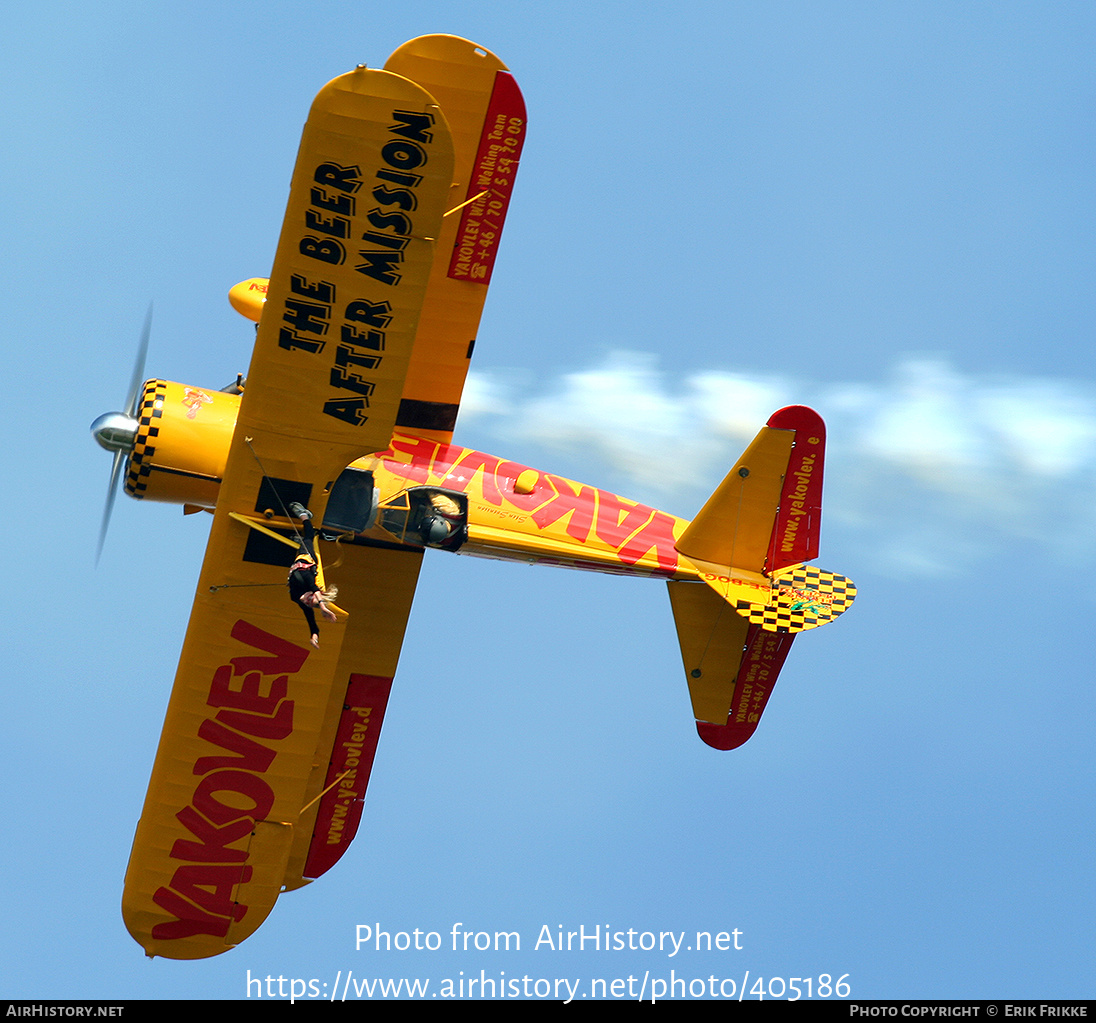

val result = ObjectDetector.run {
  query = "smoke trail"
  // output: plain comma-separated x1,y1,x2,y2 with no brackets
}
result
460,352,1096,576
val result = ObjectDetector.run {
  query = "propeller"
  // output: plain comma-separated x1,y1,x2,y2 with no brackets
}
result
91,304,153,563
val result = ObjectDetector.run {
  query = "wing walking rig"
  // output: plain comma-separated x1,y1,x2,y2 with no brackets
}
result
90,36,855,960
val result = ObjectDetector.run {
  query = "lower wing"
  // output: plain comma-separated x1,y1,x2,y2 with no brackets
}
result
122,527,423,960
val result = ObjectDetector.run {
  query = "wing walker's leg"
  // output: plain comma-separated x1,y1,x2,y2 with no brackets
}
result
288,501,316,558
289,502,342,623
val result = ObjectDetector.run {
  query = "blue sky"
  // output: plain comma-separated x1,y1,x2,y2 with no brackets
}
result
2,0,1093,1001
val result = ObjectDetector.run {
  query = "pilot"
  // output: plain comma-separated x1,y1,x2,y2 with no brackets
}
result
287,502,338,647
420,492,462,546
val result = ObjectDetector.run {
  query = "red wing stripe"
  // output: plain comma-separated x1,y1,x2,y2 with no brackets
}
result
304,674,394,878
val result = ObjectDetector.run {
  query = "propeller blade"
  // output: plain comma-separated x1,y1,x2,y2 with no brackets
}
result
124,303,153,415
94,304,153,563
96,449,128,564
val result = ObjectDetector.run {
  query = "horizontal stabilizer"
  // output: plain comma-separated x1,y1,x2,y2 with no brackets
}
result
668,580,751,726
695,626,796,751
668,581,795,749
737,563,856,633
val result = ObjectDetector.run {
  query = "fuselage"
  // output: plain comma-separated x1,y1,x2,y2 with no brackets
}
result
101,378,702,582
362,431,694,579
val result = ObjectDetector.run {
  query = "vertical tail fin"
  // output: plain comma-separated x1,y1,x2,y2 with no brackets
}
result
668,406,854,749
675,405,825,578
674,405,853,634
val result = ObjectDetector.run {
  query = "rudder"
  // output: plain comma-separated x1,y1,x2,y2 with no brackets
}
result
674,406,854,634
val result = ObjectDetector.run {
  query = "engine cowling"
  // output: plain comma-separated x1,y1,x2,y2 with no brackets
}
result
124,379,240,509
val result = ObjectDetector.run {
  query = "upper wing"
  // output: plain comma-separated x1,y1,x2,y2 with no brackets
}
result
384,34,527,443
121,67,452,960
225,38,526,445
238,66,454,470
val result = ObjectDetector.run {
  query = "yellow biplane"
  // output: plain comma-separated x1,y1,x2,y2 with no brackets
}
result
91,35,855,960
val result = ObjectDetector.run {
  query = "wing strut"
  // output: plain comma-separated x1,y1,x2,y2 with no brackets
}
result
226,511,300,550
444,189,488,218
